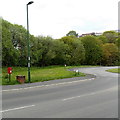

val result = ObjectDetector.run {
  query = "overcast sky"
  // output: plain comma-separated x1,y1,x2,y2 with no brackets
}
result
0,0,119,39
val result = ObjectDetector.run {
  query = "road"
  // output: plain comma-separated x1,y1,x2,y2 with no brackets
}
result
2,66,118,118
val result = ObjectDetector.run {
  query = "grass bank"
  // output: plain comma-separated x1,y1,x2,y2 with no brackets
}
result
2,66,89,85
106,68,120,73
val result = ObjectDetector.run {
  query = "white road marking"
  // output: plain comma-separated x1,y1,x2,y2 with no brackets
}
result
62,86,117,101
62,93,96,101
1,105,35,113
1,78,95,92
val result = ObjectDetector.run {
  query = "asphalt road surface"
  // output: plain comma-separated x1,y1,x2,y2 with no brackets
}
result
2,66,118,118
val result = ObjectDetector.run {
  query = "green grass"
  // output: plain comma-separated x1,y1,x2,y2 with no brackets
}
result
2,65,88,85
106,68,120,73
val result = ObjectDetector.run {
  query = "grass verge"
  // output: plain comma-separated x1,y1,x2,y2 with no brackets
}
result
2,66,88,85
106,68,120,73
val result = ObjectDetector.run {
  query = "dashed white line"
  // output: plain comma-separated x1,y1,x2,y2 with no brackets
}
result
62,93,96,101
1,78,95,92
62,86,117,101
1,105,35,113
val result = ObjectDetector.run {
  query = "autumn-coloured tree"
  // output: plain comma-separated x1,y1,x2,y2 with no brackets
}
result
101,43,119,65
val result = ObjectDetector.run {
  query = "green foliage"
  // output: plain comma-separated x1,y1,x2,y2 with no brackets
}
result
115,38,120,47
35,36,55,66
97,35,108,43
2,66,85,85
103,31,117,43
59,36,85,65
106,68,120,73
50,40,68,65
2,18,119,67
66,30,78,37
80,36,103,65
10,24,28,66
2,19,20,66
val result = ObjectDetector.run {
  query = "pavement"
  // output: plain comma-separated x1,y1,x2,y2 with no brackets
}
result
1,66,119,118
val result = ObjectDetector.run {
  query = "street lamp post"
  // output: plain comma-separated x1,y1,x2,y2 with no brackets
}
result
27,1,34,83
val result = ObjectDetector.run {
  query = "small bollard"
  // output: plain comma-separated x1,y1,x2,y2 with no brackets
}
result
75,70,79,76
76,70,79,73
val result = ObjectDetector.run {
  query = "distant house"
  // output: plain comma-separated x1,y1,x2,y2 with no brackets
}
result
94,32,103,36
79,30,119,38
79,32,102,37
114,30,120,32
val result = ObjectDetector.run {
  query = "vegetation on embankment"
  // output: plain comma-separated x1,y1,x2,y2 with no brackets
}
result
2,66,89,85
106,68,120,73
2,18,120,67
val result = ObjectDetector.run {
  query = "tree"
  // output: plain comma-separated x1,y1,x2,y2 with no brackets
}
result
2,19,30,66
115,38,120,47
10,24,28,66
60,36,85,65
97,35,108,43
101,43,119,65
0,18,2,65
50,40,68,65
80,36,103,65
2,19,20,66
103,31,117,43
35,36,55,66
66,30,78,37
2,18,119,67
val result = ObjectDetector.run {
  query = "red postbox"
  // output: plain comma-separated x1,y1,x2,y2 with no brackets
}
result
8,67,12,74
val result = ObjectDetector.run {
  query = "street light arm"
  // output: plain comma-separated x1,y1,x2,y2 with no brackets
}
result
27,1,34,5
